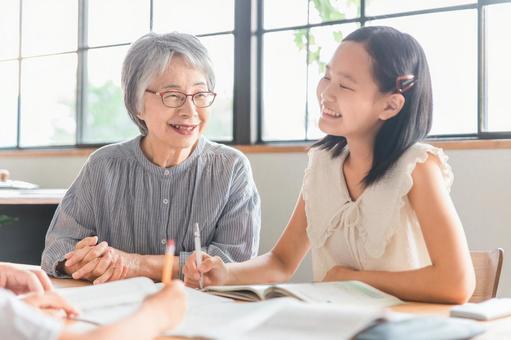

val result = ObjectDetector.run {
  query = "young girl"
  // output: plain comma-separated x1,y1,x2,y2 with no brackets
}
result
183,26,475,304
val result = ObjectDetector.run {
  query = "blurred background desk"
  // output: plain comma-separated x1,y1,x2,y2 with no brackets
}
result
0,189,66,264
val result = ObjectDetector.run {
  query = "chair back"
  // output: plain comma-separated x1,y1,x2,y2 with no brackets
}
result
470,248,504,303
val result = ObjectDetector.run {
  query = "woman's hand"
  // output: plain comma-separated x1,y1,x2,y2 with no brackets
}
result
141,280,187,333
183,252,229,288
0,264,53,294
22,291,79,318
64,236,131,284
322,265,358,282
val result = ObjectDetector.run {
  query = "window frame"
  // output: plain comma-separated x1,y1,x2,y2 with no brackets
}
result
1,0,511,151
255,0,511,143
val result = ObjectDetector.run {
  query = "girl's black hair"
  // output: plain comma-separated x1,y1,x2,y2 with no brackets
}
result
313,26,433,187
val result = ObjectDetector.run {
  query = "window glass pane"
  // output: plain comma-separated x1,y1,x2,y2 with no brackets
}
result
307,23,359,140
486,3,511,132
153,0,234,35
368,10,477,135
20,54,77,146
0,61,19,147
308,0,360,24
264,0,308,29
263,30,307,141
0,0,19,60
84,46,138,144
22,0,77,56
199,35,234,141
88,0,149,47
366,0,476,16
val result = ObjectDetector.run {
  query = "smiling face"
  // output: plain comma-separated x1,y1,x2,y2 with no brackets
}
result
138,54,210,150
317,41,390,139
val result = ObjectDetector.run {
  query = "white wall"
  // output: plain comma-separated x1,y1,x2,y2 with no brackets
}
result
1,148,510,296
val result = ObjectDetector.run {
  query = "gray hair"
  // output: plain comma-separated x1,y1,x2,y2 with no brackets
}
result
121,32,215,135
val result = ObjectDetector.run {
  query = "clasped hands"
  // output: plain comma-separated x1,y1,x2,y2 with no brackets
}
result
62,236,136,284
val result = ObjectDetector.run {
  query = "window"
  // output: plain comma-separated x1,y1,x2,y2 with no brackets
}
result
1,0,234,149
258,0,511,142
1,0,510,149
486,2,511,132
369,10,477,136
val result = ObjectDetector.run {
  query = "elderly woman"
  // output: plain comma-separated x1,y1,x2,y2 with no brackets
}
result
41,32,261,284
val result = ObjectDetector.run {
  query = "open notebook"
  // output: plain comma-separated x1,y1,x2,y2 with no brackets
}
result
56,277,388,339
202,280,402,308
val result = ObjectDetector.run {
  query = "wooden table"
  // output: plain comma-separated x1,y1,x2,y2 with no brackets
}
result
0,189,66,264
10,264,511,339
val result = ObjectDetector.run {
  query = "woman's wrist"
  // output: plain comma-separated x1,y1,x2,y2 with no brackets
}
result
130,254,180,281
126,253,143,278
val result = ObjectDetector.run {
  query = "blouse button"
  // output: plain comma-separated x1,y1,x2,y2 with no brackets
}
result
161,238,167,245
164,170,170,176
163,198,169,204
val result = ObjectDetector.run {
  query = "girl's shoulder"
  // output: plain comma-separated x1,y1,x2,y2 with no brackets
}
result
393,142,454,192
360,143,453,258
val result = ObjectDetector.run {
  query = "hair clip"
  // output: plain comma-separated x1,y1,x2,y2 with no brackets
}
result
395,75,416,93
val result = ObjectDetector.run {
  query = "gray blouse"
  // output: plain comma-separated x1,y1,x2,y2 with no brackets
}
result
41,136,261,279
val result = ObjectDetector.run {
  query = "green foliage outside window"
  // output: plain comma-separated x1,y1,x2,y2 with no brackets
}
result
294,0,357,73
84,81,139,143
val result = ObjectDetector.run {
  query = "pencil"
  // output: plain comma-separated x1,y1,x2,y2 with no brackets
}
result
162,240,175,285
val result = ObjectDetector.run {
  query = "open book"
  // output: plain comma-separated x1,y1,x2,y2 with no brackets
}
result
202,280,402,308
55,277,388,339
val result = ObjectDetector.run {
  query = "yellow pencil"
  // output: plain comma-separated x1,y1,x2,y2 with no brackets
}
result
162,240,175,285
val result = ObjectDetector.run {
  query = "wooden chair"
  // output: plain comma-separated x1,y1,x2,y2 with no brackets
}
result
470,248,504,303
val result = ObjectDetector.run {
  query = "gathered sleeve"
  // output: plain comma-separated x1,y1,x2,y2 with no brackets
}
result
41,159,98,278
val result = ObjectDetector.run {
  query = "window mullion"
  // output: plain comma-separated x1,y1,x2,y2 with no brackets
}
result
478,2,487,135
16,0,23,148
233,0,254,144
76,0,88,145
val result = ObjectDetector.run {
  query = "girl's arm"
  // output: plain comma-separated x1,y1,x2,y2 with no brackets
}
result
184,195,311,286
324,155,476,304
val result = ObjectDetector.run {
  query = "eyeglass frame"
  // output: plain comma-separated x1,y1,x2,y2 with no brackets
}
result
145,89,217,108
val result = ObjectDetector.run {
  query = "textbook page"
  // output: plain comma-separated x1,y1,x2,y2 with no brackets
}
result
204,280,401,307
203,284,273,301
167,297,383,340
56,277,157,311
57,277,232,326
272,281,402,307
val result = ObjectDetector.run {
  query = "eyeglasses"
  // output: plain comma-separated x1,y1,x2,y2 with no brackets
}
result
145,89,216,108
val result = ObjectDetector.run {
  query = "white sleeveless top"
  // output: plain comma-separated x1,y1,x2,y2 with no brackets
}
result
302,143,453,281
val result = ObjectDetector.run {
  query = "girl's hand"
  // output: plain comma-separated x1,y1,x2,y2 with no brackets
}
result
183,252,229,288
322,265,358,282
22,291,79,318
141,280,187,333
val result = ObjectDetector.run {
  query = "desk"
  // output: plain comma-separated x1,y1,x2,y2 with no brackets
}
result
11,264,511,339
0,189,66,264
0,189,66,205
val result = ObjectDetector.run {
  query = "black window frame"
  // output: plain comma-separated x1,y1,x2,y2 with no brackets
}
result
1,0,511,151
